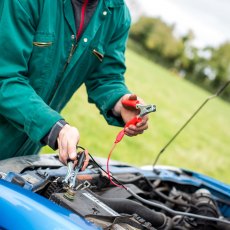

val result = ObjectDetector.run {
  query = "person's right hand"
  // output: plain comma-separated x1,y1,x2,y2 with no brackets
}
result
57,124,80,164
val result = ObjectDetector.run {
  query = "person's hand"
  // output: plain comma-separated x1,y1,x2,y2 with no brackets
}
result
113,94,149,136
77,149,90,171
57,124,89,170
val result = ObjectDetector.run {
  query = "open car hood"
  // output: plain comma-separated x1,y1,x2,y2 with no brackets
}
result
0,154,230,230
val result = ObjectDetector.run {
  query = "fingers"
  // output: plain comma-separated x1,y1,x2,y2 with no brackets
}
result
58,124,80,164
57,136,68,164
136,115,149,128
128,94,137,101
81,149,90,171
124,115,149,136
57,124,89,171
120,94,149,137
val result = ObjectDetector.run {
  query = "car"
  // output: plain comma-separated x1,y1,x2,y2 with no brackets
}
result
0,151,230,230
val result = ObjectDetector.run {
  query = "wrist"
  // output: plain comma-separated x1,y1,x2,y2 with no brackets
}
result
41,120,68,150
112,94,131,117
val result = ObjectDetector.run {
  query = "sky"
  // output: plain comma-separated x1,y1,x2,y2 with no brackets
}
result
127,0,230,48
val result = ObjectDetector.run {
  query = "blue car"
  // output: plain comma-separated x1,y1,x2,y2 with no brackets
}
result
0,153,230,230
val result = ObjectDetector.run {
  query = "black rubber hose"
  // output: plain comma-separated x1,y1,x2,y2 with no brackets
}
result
127,187,230,226
153,189,193,208
95,195,172,229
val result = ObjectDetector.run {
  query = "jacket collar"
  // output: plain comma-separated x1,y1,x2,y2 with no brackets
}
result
63,0,76,34
75,0,97,4
63,0,124,7
104,0,124,8
63,0,124,34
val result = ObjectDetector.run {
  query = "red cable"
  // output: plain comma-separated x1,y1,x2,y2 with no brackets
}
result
77,0,89,40
106,129,126,189
106,143,124,188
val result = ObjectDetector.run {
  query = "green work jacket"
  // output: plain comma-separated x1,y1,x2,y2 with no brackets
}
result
0,0,131,159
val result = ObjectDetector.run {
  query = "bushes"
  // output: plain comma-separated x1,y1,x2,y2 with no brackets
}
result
129,16,230,101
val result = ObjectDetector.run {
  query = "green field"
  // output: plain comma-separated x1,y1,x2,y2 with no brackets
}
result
42,49,230,184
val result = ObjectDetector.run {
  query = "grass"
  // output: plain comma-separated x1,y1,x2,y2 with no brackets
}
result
42,49,230,184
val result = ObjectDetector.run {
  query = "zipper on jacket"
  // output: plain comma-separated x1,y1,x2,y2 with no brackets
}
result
63,0,89,71
49,0,89,103
48,40,77,104
63,43,77,72
76,0,89,40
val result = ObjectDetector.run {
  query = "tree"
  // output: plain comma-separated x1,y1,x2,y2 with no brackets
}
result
207,42,230,100
129,16,230,101
129,16,185,66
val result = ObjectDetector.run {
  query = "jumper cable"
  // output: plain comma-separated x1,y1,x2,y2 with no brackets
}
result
106,99,156,188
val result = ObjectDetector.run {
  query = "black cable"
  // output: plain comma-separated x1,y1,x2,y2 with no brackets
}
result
152,80,230,168
141,175,195,209
153,189,193,208
76,145,85,151
88,153,230,226
127,187,230,226
88,153,127,189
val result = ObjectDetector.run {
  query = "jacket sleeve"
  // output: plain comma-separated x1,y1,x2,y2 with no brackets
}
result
85,7,131,127
0,0,63,142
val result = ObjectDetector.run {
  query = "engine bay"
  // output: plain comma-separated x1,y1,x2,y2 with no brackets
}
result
0,153,230,230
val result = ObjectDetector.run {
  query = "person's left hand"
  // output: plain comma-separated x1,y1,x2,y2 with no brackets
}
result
113,94,149,136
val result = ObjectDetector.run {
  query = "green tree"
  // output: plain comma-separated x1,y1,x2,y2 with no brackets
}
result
129,16,185,66
209,43,230,85
208,42,230,100
129,16,230,101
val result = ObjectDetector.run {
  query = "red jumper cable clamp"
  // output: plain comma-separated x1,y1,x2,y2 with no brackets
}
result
115,100,156,143
106,99,156,188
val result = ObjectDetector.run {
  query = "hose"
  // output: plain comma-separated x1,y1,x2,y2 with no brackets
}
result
94,194,172,229
88,153,230,227
127,187,230,226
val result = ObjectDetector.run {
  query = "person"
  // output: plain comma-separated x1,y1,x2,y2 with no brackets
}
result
0,0,148,165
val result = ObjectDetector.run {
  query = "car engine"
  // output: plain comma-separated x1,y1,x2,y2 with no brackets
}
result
0,153,230,230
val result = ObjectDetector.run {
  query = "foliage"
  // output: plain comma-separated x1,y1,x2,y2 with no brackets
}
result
129,16,230,102
208,43,230,98
129,17,185,66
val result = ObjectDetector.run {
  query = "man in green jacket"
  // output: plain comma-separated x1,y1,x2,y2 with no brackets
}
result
0,0,148,164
